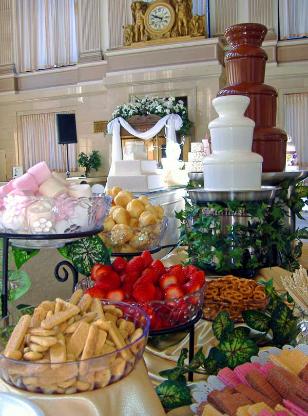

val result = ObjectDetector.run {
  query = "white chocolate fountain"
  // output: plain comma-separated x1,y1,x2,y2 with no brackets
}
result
204,95,263,191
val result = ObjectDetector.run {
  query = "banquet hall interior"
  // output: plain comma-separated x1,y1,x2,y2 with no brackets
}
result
0,1,308,415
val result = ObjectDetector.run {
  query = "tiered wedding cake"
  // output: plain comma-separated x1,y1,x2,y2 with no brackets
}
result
186,142,207,172
204,95,263,191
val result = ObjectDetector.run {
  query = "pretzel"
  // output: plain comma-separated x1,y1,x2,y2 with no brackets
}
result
203,275,267,322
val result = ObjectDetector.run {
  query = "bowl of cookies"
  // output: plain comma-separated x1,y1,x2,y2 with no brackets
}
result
100,187,167,254
203,275,268,322
0,293,150,394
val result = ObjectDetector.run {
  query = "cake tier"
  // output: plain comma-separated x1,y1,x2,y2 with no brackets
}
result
112,160,158,176
188,151,206,162
107,174,165,193
186,161,204,172
191,142,204,152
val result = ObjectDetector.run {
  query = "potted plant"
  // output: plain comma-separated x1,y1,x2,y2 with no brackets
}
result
77,150,102,177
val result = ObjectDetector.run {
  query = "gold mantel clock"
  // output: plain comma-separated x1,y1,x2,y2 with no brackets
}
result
123,0,206,47
145,2,175,36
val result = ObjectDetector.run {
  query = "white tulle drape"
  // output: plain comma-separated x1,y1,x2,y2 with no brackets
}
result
283,93,308,168
15,0,78,73
279,0,308,39
18,113,77,172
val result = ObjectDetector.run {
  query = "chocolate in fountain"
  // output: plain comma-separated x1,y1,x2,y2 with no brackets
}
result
218,23,287,172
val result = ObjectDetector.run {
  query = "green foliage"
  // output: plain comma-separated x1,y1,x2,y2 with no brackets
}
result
12,247,39,270
157,288,299,410
156,380,192,410
212,310,234,340
176,177,307,274
77,150,102,176
58,236,111,276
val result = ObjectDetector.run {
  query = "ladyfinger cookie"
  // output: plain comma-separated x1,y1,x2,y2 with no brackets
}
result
90,298,105,319
67,321,90,359
4,314,31,357
77,294,92,312
41,305,80,329
29,336,58,348
31,307,47,328
94,329,107,356
50,341,67,366
79,325,98,375
69,289,83,305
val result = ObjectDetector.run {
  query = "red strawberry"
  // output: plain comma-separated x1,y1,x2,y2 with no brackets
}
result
122,272,139,286
126,256,145,275
133,283,156,302
183,265,199,278
95,270,121,291
190,270,205,287
85,286,105,298
164,284,184,300
155,287,164,300
150,259,166,276
106,289,124,302
183,280,202,294
122,283,134,299
134,269,158,287
91,265,113,282
159,273,179,290
168,265,185,284
112,257,127,273
141,250,153,268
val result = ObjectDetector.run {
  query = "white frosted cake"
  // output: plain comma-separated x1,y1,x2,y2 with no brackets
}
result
107,160,165,192
204,95,263,191
186,142,206,172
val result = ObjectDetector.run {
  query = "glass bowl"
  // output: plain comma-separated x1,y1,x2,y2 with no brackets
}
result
99,217,168,254
0,301,150,394
78,278,205,331
0,195,111,248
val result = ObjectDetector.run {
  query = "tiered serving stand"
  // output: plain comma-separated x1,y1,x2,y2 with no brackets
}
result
0,228,102,319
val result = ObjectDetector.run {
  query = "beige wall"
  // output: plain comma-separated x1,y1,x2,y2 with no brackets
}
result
0,37,308,181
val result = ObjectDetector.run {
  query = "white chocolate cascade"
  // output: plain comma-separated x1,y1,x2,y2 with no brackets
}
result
204,95,263,191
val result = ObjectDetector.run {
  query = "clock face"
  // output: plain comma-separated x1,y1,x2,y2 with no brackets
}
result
145,3,175,35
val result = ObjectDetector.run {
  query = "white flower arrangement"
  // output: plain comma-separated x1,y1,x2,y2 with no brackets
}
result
110,95,191,134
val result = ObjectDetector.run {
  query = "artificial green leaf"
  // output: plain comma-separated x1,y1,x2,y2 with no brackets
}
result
242,310,271,333
271,302,292,330
156,380,192,410
233,326,251,339
57,244,71,260
219,333,259,369
159,368,186,383
16,304,35,315
58,236,111,276
12,247,39,270
177,348,188,368
203,357,220,375
188,347,205,371
7,271,31,301
212,311,234,340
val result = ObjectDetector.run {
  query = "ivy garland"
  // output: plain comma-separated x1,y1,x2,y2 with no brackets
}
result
176,180,308,275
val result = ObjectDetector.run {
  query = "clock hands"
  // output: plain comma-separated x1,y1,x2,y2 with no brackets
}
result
152,14,163,21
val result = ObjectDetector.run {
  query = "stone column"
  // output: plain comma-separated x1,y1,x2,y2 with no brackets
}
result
77,0,103,63
0,0,15,75
210,0,238,36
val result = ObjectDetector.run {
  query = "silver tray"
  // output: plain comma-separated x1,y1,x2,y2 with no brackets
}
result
187,186,277,202
262,170,308,186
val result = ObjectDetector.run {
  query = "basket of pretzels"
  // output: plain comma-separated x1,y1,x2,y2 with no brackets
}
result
203,275,268,322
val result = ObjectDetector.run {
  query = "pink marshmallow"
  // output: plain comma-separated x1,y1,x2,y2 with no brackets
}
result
283,400,308,416
259,362,275,376
27,161,51,185
234,363,256,385
257,411,274,416
1,180,14,195
217,367,241,387
13,172,38,192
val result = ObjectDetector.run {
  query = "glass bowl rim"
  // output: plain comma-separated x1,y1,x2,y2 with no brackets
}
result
0,300,150,366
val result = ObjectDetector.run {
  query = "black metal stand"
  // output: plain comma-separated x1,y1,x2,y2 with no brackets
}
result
149,310,203,382
0,228,102,318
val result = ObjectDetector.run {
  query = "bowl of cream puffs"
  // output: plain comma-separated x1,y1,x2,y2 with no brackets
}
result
0,292,150,394
100,187,167,254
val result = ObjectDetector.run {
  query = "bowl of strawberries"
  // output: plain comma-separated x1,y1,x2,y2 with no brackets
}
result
78,251,206,331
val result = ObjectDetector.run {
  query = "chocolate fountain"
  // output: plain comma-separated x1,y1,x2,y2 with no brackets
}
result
217,23,287,172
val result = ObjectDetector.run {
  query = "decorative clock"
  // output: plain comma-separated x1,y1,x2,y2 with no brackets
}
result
144,2,175,36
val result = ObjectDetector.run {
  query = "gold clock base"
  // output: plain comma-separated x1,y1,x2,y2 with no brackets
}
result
121,35,206,49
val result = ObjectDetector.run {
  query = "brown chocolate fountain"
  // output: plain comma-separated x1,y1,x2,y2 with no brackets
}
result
217,23,287,172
